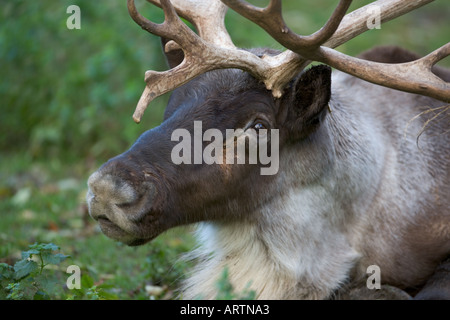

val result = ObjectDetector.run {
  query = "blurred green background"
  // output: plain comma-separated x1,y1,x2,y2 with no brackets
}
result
0,0,448,299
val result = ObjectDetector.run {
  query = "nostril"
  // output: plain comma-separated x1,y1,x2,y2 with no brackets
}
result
115,194,143,210
97,215,110,222
109,180,157,210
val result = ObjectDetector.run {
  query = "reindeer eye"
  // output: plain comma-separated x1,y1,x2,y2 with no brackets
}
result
253,122,266,131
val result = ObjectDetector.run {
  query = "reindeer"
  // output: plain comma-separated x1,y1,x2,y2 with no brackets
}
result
86,0,450,299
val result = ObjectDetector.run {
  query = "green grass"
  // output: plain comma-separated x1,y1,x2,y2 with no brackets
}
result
1,0,448,300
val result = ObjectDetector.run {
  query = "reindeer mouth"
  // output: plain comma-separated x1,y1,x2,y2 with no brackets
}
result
95,215,135,244
95,215,154,246
97,215,122,235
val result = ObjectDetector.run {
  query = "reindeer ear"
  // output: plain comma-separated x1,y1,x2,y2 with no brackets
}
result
161,38,184,69
284,65,332,140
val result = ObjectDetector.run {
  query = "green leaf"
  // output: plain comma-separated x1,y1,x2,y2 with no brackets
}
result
41,252,69,265
33,290,50,300
0,263,14,280
6,283,24,300
21,249,40,259
35,273,60,297
28,242,59,252
81,274,95,288
7,277,39,300
96,289,118,300
87,286,100,300
14,259,38,279
39,243,59,251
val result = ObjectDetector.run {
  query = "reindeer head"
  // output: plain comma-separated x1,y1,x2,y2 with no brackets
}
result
87,0,449,246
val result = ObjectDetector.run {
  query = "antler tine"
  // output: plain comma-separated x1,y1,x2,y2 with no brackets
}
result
318,43,450,101
308,0,353,48
424,42,450,68
222,0,353,52
323,0,434,49
147,0,235,49
127,0,201,49
127,0,203,123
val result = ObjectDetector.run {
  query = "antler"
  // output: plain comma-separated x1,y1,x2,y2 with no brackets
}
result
221,0,353,53
127,0,307,123
128,0,449,123
146,0,235,49
318,43,450,101
224,0,450,102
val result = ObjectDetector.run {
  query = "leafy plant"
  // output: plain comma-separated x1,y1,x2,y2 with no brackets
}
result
0,242,118,300
65,273,118,300
0,243,69,299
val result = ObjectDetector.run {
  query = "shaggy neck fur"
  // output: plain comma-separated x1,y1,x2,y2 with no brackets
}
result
182,202,359,299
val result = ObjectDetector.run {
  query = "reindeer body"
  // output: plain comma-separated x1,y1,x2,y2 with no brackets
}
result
181,60,450,299
87,45,450,299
